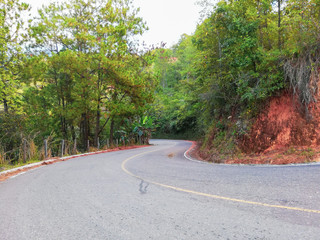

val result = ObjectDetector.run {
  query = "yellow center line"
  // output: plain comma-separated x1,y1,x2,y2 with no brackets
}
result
121,149,320,214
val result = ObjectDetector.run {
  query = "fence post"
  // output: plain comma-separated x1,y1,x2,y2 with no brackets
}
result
23,139,27,163
87,140,90,152
61,140,65,157
44,139,48,159
97,137,100,150
116,139,118,147
107,139,109,149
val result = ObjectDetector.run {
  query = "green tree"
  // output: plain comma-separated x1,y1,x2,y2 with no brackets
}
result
0,0,30,113
151,34,202,137
27,0,153,149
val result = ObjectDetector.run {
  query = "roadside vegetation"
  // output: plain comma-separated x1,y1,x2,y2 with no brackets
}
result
152,0,320,163
0,0,158,170
1,0,320,169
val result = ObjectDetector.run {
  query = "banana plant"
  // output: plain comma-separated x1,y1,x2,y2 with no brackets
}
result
133,116,156,144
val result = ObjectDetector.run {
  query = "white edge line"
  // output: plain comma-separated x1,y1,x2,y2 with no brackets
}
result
183,141,320,168
1,146,152,177
183,146,206,164
0,151,105,176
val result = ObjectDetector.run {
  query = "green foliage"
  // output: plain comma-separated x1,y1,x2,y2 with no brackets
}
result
0,0,157,167
1,0,320,166
132,116,156,144
151,0,320,154
24,0,155,150
0,0,30,114
151,35,202,138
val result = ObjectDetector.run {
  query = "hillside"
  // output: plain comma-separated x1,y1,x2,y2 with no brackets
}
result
151,0,320,164
195,91,320,164
1,0,320,167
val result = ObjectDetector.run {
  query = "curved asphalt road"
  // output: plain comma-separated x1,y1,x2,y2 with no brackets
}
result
0,139,319,239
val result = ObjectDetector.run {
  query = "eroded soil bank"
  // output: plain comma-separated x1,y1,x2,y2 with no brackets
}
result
194,92,320,165
192,143,320,165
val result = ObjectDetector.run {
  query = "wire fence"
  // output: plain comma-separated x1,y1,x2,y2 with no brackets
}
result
0,135,147,169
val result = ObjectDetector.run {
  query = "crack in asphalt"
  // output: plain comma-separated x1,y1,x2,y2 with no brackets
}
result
122,146,320,214
139,180,149,194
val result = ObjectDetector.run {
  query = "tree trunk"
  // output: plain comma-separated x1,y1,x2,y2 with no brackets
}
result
3,97,8,113
61,97,67,139
71,125,76,142
278,0,281,50
80,113,90,151
60,116,67,140
257,0,264,47
94,71,101,148
94,108,101,147
266,18,272,50
109,118,114,146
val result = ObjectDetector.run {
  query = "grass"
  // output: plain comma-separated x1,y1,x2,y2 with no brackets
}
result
0,159,43,172
299,148,315,161
0,143,148,173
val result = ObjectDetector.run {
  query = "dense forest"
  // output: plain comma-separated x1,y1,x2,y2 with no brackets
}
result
1,0,320,167
152,0,320,162
0,0,157,166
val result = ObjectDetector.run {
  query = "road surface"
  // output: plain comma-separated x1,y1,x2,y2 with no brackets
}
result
0,139,319,239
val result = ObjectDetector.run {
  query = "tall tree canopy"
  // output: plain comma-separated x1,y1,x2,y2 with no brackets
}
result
23,0,154,150
152,0,320,151
1,0,320,166
0,0,157,166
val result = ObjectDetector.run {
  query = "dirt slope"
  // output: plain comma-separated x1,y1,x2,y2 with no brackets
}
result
240,92,320,153
196,91,320,164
